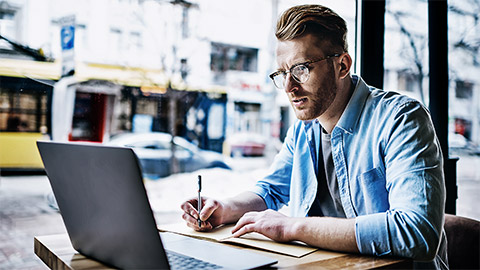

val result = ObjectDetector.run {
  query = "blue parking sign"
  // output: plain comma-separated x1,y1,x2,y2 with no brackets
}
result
61,25,75,51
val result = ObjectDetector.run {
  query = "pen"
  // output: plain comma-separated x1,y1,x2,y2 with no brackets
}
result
197,175,202,228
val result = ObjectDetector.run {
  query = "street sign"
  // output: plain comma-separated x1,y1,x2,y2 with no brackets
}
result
61,25,75,50
59,15,75,77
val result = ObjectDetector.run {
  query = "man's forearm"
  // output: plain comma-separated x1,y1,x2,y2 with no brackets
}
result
223,191,267,224
289,217,359,253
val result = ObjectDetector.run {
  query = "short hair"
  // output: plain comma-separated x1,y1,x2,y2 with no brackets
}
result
275,4,348,54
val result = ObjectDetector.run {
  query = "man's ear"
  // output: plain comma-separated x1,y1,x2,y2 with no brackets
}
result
338,53,352,79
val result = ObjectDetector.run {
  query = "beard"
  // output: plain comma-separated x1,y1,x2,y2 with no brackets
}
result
290,63,337,121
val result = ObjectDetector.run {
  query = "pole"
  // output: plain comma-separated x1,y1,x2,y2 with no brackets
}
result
360,0,385,89
428,0,457,214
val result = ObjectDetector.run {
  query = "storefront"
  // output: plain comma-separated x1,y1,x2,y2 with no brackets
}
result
51,77,120,143
1,58,227,170
120,84,228,153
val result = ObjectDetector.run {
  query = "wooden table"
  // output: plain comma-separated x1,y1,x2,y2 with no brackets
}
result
34,234,411,269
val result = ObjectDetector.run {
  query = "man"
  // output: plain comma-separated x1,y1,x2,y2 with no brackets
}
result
181,4,447,268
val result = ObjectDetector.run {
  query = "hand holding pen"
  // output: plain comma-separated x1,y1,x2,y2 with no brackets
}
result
197,175,202,228
180,175,226,231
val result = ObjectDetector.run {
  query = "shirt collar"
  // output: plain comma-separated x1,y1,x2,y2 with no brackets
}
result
334,75,371,134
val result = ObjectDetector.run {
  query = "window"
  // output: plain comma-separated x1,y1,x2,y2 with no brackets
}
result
233,102,261,133
181,6,189,39
455,80,473,99
75,24,87,51
210,42,258,72
109,28,122,60
397,70,420,93
0,10,14,20
0,5,16,39
129,31,142,50
0,78,52,133
454,117,472,139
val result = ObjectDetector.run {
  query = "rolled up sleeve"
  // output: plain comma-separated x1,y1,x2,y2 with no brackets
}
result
355,101,445,260
250,125,295,210
356,207,442,259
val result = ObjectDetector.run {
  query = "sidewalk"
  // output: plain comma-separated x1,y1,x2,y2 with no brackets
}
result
1,155,479,269
0,175,66,269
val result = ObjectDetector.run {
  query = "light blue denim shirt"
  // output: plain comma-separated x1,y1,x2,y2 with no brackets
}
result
251,75,447,268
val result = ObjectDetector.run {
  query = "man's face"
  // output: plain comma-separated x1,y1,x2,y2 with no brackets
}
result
276,34,338,121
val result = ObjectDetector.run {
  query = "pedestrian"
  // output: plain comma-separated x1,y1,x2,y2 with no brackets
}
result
181,4,447,269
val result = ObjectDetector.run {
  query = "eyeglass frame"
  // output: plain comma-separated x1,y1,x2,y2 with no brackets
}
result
269,53,341,89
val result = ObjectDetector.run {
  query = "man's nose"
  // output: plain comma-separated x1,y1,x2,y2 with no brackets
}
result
284,73,299,93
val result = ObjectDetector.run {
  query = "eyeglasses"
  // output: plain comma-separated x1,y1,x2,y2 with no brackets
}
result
269,53,341,89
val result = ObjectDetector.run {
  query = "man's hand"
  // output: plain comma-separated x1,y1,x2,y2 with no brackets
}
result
231,209,360,253
180,197,226,231
180,192,268,232
231,209,298,242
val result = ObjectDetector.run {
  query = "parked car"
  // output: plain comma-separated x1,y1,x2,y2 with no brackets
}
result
107,132,230,178
227,132,267,157
449,133,469,149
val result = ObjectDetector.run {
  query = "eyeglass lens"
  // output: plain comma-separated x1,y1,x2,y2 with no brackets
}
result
273,64,310,89
293,65,309,83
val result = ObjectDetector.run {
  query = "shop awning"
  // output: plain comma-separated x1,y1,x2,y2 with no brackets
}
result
75,62,169,89
0,58,225,94
0,58,60,81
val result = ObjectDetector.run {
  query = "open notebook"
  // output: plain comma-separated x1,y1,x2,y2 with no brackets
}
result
158,223,330,258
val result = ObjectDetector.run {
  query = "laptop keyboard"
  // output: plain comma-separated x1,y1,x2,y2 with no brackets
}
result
166,250,222,269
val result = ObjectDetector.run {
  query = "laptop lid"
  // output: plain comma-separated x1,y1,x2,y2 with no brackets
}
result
38,141,169,269
37,141,277,269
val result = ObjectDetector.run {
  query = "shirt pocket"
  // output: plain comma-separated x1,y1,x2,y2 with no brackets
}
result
355,167,389,214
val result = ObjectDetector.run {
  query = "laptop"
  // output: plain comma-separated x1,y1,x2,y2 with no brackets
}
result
37,141,277,269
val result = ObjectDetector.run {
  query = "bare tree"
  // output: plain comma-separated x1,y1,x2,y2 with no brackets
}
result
448,0,480,70
386,0,480,105
386,8,427,104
